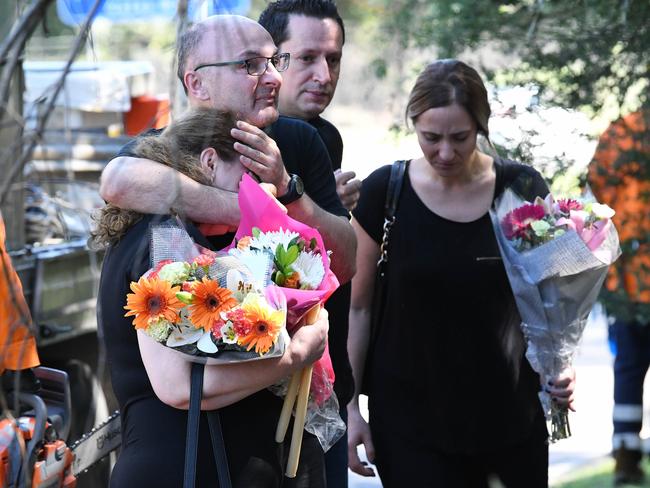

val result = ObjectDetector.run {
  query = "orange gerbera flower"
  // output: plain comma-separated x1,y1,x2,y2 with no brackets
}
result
189,277,238,331
238,294,285,354
124,277,183,330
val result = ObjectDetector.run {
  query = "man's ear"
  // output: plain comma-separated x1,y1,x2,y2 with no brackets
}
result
185,71,209,100
199,147,218,175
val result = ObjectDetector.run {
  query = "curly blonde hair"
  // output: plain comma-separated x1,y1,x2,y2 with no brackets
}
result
91,108,238,248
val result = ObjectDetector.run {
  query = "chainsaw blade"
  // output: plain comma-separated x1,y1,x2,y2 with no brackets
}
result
70,411,121,476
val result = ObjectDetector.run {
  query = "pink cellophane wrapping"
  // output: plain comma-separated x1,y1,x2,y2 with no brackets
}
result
229,174,344,450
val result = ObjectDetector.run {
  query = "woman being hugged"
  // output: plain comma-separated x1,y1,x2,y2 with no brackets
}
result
94,108,328,488
346,59,575,487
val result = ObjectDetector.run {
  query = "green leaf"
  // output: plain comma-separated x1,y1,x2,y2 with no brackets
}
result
176,291,194,304
252,227,261,238
275,270,286,286
275,244,287,265
285,245,299,265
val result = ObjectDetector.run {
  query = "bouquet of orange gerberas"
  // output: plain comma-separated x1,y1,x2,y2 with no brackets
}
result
123,219,289,364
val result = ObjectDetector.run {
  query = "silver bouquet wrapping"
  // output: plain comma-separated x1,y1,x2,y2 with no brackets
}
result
490,189,621,441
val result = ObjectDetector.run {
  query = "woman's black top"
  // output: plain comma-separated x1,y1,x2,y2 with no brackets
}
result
352,157,550,454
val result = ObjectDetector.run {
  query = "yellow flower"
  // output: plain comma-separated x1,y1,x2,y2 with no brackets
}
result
238,293,285,354
124,277,183,330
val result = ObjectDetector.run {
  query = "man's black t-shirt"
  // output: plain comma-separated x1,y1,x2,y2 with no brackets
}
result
116,115,355,406
308,116,343,171
304,116,353,408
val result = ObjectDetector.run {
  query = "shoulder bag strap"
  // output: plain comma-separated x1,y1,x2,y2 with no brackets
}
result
184,363,232,488
207,411,232,488
377,160,407,269
184,362,204,488
363,160,407,395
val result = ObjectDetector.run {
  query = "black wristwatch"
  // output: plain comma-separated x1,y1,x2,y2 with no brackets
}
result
277,174,304,205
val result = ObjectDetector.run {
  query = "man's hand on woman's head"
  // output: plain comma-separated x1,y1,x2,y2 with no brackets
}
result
232,121,291,195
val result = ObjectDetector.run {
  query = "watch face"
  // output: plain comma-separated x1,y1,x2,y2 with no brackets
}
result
294,175,304,195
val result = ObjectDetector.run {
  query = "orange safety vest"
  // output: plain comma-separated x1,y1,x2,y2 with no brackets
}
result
0,214,39,374
588,109,650,304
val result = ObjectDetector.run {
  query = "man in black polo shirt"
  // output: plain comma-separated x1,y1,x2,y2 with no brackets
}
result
99,14,357,486
259,3,359,487
100,15,356,285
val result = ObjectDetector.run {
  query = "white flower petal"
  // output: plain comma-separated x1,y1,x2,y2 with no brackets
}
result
166,325,204,347
249,229,300,251
591,202,615,219
197,331,218,353
292,251,325,289
226,269,245,292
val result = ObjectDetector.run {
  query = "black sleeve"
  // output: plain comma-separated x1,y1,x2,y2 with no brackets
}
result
114,128,164,158
272,117,348,218
311,117,343,171
351,164,392,244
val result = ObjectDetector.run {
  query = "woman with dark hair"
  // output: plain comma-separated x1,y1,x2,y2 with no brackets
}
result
346,60,575,487
95,107,329,488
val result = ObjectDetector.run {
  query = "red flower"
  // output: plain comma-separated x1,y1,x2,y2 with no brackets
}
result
211,319,225,339
193,252,215,268
557,198,583,214
502,204,546,239
228,308,253,336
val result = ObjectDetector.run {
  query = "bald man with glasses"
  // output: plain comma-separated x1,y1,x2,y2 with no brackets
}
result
99,15,356,488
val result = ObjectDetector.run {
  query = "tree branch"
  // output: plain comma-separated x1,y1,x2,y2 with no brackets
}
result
0,0,104,205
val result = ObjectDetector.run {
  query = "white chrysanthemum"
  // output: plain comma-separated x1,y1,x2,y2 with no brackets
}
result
145,319,173,343
249,229,300,251
292,251,325,290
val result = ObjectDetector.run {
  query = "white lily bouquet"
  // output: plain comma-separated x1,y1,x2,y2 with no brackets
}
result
123,219,288,363
490,190,621,441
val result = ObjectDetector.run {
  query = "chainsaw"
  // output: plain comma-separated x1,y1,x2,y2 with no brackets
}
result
0,367,121,488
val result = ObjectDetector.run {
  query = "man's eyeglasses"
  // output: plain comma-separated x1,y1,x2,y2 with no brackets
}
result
194,53,290,76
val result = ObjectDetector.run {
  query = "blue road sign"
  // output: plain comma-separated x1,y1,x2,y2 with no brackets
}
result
56,0,250,26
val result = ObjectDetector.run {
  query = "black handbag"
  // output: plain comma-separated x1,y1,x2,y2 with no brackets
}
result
360,160,407,396
184,362,232,488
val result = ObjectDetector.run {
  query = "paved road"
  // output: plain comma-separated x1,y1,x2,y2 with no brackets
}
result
348,306,616,487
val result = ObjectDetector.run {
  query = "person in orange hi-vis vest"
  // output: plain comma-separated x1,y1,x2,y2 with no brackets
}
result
0,212,39,376
588,107,650,486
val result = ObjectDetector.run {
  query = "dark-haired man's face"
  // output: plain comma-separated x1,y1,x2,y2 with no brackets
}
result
277,14,343,120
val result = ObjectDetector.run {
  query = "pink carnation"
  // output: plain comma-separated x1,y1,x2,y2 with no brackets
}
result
210,319,224,339
228,308,253,336
557,199,583,214
193,253,215,268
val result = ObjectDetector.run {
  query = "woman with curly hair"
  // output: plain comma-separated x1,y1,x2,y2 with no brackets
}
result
96,107,329,488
